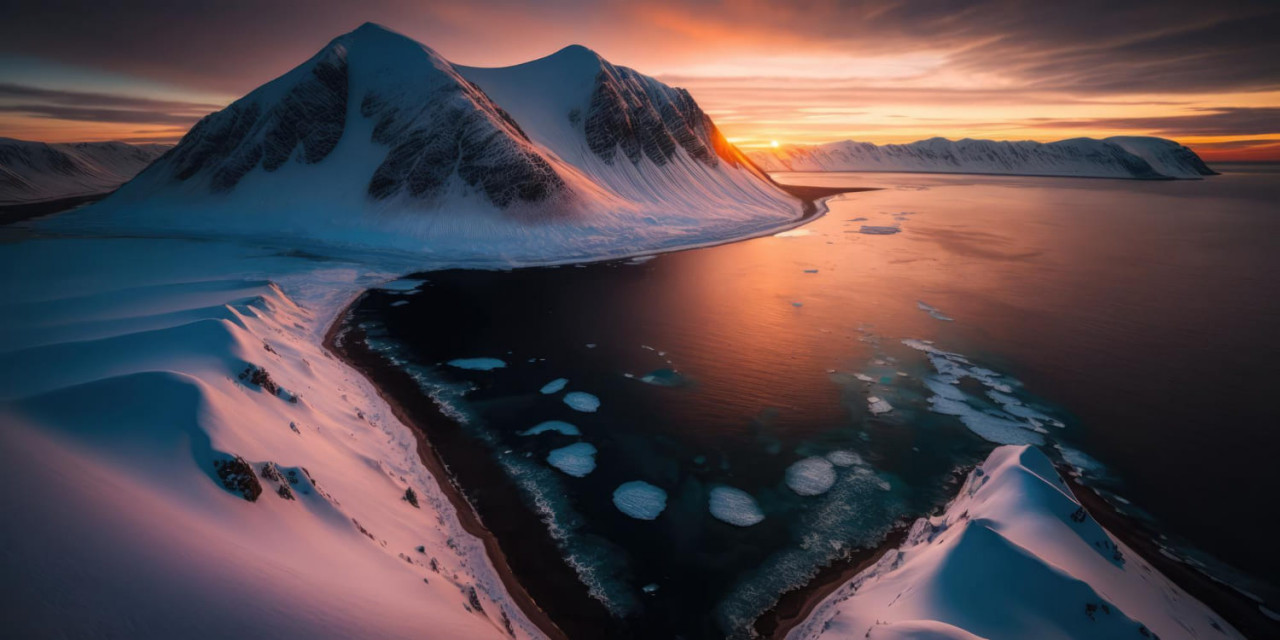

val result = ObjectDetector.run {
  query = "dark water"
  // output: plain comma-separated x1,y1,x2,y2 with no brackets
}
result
352,165,1280,637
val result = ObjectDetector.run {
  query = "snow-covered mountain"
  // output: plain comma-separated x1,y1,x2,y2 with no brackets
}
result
748,137,1216,180
89,23,798,261
791,445,1242,640
0,138,169,205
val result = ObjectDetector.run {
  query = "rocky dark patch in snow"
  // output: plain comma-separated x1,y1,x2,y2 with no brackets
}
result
213,455,263,501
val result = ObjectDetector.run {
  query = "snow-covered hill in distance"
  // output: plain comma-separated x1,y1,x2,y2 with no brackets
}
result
0,138,170,205
72,23,801,263
748,136,1217,180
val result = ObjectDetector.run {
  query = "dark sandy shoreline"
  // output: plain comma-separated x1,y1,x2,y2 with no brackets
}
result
325,304,576,640
1062,470,1277,639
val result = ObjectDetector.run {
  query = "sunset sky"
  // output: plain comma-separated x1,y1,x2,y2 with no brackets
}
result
2,0,1277,161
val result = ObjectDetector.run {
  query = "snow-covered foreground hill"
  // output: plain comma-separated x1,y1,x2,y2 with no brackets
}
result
0,137,169,205
0,235,549,638
69,23,800,260
748,137,1216,180
789,446,1241,640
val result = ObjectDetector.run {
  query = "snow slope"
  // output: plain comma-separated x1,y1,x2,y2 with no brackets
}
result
0,235,545,639
72,23,801,262
749,137,1216,180
0,137,169,205
788,446,1241,640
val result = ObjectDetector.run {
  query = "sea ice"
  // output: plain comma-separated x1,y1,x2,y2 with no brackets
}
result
825,450,864,467
540,378,568,394
859,225,900,235
709,486,766,526
916,301,953,321
547,442,598,477
612,481,668,520
446,357,507,371
786,457,838,496
389,300,409,307
563,391,600,412
867,396,893,415
517,420,580,437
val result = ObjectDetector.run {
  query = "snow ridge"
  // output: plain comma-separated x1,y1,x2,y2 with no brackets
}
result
789,445,1242,640
749,136,1216,180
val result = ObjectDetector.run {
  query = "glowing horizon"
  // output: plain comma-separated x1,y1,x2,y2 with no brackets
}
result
2,2,1276,161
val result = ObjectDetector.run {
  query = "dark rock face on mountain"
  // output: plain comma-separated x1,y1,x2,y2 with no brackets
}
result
148,23,568,208
163,46,350,193
362,82,565,207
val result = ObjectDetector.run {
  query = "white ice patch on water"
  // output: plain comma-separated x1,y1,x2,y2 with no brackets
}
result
446,357,507,371
928,396,1043,445
916,301,953,321
563,391,600,412
923,376,967,401
612,481,667,520
825,450,864,467
547,442,598,477
540,378,568,394
867,396,894,415
1056,444,1105,475
709,486,766,526
854,373,874,383
389,300,409,307
518,420,580,437
786,457,838,496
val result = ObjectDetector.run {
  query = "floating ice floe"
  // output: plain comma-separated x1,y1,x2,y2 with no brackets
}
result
642,583,660,595
709,486,766,526
547,443,598,477
867,396,894,415
854,373,875,383
563,391,600,412
446,357,507,371
389,300,409,308
786,457,838,496
859,225,900,235
540,378,569,394
916,301,953,321
825,450,864,467
517,420,580,437
638,368,685,387
612,481,668,520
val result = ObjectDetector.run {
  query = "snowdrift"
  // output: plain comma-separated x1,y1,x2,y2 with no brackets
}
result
749,137,1216,180
0,237,545,639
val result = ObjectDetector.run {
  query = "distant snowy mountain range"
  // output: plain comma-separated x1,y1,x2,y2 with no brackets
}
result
82,23,800,260
748,136,1216,180
0,138,169,205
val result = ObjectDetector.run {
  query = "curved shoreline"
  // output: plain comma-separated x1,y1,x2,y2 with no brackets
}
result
321,185,878,639
325,302,573,640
